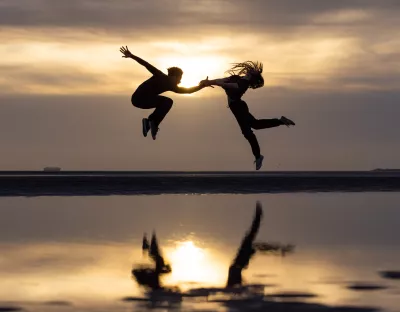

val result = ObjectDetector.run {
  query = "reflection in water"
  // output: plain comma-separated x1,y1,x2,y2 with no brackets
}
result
125,200,398,311
132,232,214,292
227,202,263,287
169,241,208,283
379,271,400,280
131,201,297,305
227,202,295,287
132,232,172,290
346,283,388,291
1,194,400,311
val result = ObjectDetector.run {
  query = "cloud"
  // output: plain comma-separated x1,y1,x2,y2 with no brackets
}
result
2,32,398,95
1,0,399,34
1,0,399,95
0,64,146,94
0,64,100,85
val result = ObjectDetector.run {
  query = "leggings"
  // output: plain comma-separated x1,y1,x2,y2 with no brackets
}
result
229,100,282,158
131,93,173,126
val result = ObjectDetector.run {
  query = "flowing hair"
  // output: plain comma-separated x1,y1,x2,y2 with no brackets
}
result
226,61,264,89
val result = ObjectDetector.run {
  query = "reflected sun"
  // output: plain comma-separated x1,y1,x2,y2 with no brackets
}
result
167,240,221,285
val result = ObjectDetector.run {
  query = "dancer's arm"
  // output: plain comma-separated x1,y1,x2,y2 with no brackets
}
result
173,85,204,94
201,77,239,89
173,76,213,94
120,46,164,76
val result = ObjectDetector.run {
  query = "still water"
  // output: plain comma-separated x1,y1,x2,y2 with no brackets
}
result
0,193,399,311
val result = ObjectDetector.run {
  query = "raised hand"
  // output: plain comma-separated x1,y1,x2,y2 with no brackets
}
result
200,76,214,88
120,45,133,58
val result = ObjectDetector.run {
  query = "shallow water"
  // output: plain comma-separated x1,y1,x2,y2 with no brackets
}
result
1,193,400,311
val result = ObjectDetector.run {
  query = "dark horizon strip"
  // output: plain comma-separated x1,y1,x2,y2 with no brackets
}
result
0,174,400,197
0,170,399,176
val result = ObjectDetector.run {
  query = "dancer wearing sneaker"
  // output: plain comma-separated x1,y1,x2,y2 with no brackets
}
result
200,61,295,170
120,46,207,140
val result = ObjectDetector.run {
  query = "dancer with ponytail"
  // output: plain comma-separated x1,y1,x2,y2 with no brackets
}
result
201,61,295,170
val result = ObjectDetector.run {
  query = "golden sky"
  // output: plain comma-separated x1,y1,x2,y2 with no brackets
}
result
1,0,399,95
0,0,399,170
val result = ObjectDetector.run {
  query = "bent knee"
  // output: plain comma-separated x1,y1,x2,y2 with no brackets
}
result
164,97,173,107
131,94,142,107
241,128,254,139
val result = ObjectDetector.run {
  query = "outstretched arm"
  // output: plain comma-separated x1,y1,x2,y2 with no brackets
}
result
201,77,239,89
173,85,205,94
120,46,164,76
172,76,214,94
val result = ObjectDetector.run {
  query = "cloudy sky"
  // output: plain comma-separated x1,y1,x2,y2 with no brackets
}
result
1,0,399,170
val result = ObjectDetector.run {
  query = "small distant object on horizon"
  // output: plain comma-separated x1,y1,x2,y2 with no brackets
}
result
43,167,61,172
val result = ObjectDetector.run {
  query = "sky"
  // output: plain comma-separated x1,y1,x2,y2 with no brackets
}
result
1,0,400,171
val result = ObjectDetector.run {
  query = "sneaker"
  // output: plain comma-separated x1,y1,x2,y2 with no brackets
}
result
142,118,150,137
254,155,264,171
280,116,295,127
149,120,159,140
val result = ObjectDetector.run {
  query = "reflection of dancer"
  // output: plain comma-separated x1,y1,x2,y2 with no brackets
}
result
132,206,294,292
132,232,171,290
149,232,171,274
142,233,149,254
120,46,207,140
201,62,295,170
227,202,263,287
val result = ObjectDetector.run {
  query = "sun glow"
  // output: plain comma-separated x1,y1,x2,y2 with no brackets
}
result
167,241,223,285
158,55,227,88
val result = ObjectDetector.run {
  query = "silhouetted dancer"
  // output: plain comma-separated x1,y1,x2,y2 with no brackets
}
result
200,62,295,170
226,202,263,287
120,46,208,140
132,232,171,290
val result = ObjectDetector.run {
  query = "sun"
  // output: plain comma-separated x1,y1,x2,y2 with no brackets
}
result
158,55,227,88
